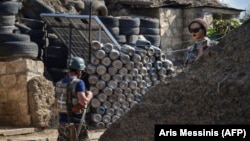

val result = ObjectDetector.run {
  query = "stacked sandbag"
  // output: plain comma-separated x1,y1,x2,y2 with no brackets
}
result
87,40,174,128
0,0,38,60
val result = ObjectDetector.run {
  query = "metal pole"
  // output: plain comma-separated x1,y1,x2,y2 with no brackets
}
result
68,23,73,69
89,0,92,63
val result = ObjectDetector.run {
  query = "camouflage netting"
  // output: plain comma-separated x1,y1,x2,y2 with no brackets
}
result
99,19,250,140
28,76,58,128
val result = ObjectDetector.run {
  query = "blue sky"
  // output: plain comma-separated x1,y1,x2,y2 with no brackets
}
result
219,0,250,10
218,0,250,17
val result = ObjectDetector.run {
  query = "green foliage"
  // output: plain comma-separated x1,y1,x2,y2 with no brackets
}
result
207,19,241,40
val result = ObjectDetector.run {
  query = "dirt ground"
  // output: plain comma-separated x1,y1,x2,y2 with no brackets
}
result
0,127,106,141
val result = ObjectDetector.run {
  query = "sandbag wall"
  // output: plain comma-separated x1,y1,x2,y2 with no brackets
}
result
87,40,174,128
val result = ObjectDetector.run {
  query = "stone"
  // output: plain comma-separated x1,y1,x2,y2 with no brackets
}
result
0,62,6,74
0,74,16,87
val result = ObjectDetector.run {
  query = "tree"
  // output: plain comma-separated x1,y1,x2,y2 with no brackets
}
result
207,19,241,41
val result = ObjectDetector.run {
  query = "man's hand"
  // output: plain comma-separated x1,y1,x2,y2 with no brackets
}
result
73,91,93,112
72,103,85,112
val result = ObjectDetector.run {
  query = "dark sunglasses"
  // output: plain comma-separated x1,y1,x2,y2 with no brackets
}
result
189,27,201,33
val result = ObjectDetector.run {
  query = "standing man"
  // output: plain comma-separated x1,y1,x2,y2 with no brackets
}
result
184,18,211,66
55,56,93,141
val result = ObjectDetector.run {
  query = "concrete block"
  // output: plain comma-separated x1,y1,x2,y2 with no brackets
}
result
0,128,35,136
0,89,7,102
0,62,6,74
16,74,27,86
0,74,16,87
3,101,29,115
12,114,31,126
26,59,44,75
8,86,27,101
6,58,27,74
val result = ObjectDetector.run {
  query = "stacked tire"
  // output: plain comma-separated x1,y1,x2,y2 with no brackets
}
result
99,16,161,47
45,33,68,82
15,18,48,60
0,0,38,61
139,18,161,47
118,17,140,45
99,16,120,42
19,0,68,82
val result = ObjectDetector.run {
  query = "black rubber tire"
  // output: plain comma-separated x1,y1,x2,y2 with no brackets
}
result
0,1,20,15
126,35,139,45
48,38,63,46
18,18,45,30
15,22,31,33
99,16,119,27
45,57,68,69
0,26,18,33
106,27,119,36
114,35,126,44
140,18,159,28
46,46,68,59
44,46,68,68
119,18,140,28
135,39,151,47
140,27,160,35
119,27,140,35
0,33,30,43
0,15,16,26
31,0,55,13
0,41,38,60
46,67,68,83
37,47,44,60
144,35,161,47
26,29,47,39
31,38,49,48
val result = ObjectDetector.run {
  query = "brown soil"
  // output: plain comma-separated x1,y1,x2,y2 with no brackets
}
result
1,1,249,140
99,20,250,140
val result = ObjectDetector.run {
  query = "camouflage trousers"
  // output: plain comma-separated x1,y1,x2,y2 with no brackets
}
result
57,123,89,141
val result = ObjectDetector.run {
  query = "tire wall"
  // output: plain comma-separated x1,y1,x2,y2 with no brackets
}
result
0,1,39,61
100,16,161,48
